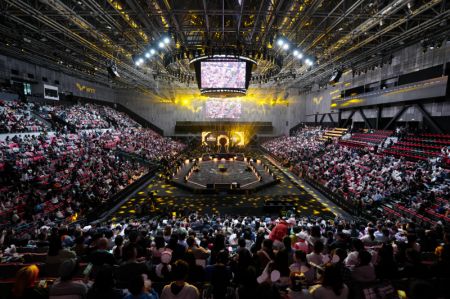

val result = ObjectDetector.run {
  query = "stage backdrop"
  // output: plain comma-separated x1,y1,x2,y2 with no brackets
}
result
116,86,292,136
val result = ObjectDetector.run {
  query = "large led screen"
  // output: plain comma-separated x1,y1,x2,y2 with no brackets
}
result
205,99,241,119
200,61,246,89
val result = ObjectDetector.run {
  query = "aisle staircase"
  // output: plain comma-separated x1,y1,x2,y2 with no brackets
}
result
320,128,347,141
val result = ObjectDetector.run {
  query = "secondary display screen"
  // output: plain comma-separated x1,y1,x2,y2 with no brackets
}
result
200,61,246,89
205,99,241,119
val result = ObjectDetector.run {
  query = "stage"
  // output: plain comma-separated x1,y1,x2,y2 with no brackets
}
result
171,154,278,193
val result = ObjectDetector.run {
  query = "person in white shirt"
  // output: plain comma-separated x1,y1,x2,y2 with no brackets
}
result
306,241,324,267
160,260,199,299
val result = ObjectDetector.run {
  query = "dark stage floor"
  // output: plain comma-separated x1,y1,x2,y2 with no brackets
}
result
191,160,257,185
112,155,335,220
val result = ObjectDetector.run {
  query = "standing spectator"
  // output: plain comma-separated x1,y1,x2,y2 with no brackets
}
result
269,218,289,245
257,239,275,269
306,241,324,267
124,274,159,299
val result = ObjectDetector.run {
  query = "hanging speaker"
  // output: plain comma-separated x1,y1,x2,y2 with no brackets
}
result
329,69,342,84
107,63,120,78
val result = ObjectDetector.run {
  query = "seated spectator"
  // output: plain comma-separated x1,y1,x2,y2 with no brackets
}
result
309,264,349,299
124,274,159,299
46,234,77,275
116,245,150,288
11,264,46,299
49,259,88,299
87,266,124,299
160,260,199,299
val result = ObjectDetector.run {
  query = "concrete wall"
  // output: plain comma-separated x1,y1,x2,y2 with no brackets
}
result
0,54,115,101
288,42,450,129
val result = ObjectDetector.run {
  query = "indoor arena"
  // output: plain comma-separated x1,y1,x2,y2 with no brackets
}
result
0,1,449,299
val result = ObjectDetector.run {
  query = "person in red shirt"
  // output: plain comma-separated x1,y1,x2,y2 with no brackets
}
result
269,219,289,244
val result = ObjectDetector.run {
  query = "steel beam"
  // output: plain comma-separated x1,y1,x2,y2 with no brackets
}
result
358,108,372,129
415,103,443,134
383,106,409,130
342,109,356,128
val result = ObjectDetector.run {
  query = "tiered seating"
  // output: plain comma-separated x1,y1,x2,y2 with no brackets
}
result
382,133,449,162
338,139,368,149
394,203,436,226
320,127,347,140
349,130,392,144
0,100,47,133
339,130,392,149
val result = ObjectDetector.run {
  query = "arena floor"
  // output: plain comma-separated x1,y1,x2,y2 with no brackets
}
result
112,155,336,220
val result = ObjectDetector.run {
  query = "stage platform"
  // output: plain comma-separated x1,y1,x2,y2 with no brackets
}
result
171,154,277,193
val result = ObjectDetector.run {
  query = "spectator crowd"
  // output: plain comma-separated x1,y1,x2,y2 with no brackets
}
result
1,213,449,299
0,100,46,133
262,127,450,220
1,100,185,235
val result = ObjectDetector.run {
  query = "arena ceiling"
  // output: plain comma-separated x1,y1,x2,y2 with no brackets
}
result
0,0,449,92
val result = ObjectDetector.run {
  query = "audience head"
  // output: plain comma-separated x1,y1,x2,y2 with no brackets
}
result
12,265,39,298
59,259,78,281
321,264,345,296
358,250,372,266
313,240,324,254
171,260,189,281
128,274,145,296
93,266,115,290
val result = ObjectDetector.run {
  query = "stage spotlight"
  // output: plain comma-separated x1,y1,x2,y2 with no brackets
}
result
276,38,284,46
293,50,299,56
305,58,313,66
296,52,303,59
163,37,170,44
158,42,165,48
282,43,289,50
135,58,144,66
145,52,151,58
150,48,156,55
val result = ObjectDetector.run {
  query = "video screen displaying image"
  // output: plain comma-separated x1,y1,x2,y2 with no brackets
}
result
205,99,241,119
201,61,246,89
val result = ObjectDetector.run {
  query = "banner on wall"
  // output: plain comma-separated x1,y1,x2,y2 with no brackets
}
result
43,84,59,101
